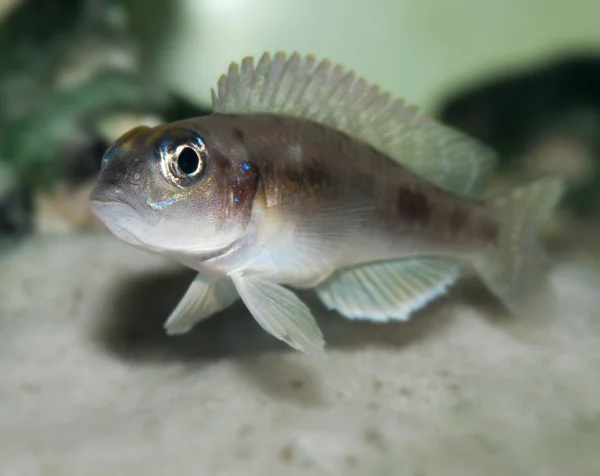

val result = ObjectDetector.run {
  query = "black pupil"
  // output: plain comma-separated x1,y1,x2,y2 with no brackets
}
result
177,147,200,175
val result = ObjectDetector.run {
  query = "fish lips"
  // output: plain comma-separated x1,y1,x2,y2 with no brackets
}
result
90,182,159,228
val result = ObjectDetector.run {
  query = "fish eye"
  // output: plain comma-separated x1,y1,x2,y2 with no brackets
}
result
177,147,201,176
158,130,208,188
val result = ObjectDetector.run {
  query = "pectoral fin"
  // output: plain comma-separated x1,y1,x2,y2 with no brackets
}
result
316,258,460,322
231,273,325,356
164,275,239,335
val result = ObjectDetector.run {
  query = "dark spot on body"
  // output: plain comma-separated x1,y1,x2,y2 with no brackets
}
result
396,187,432,226
449,207,469,234
372,379,383,392
232,127,246,144
479,220,499,243
302,164,332,189
290,380,304,390
261,162,332,206
345,455,359,468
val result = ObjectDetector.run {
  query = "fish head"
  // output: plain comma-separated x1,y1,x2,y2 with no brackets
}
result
90,121,259,257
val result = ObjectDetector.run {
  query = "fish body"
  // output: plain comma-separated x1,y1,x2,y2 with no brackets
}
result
90,52,564,355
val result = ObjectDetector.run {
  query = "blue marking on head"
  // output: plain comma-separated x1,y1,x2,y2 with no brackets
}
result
148,197,179,210
100,146,118,171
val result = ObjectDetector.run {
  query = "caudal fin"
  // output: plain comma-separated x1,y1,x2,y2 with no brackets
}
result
472,177,565,318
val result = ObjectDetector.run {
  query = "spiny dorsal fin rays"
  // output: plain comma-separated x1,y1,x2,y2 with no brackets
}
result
211,52,498,199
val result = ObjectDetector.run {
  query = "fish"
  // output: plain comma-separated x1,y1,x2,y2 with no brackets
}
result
90,52,565,356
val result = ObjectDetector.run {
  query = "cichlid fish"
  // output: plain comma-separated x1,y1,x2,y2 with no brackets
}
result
90,52,564,356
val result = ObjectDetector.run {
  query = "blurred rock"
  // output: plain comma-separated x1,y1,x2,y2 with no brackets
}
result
0,161,32,235
0,0,170,194
0,0,210,240
30,137,106,234
30,111,164,235
0,0,20,21
94,112,163,143
439,54,600,219
526,134,595,185
55,34,138,91
33,178,105,234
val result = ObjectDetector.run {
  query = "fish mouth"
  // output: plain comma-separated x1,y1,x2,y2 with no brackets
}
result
91,182,132,206
90,182,151,246
90,182,153,222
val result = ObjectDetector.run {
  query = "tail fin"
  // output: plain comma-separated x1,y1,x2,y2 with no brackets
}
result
472,177,565,318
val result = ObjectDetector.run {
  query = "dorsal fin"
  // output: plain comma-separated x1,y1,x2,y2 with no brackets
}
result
211,52,498,199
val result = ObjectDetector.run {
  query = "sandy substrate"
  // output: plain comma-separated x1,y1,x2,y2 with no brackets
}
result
0,234,599,476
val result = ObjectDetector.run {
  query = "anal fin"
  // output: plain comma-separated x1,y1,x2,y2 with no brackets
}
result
164,275,239,335
315,258,460,322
